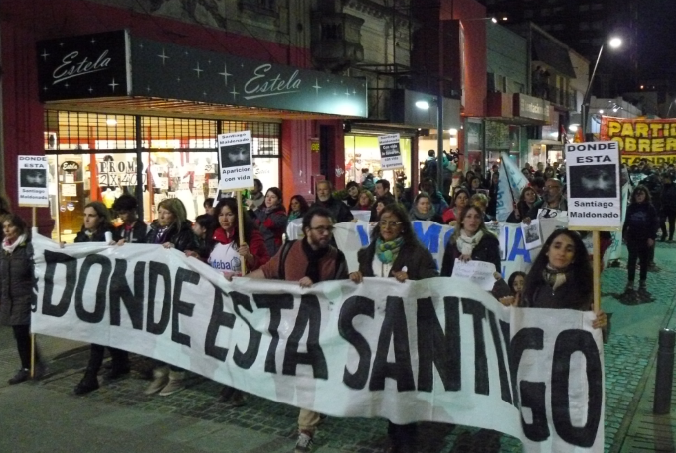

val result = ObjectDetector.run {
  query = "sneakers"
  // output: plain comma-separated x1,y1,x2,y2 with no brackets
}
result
8,368,30,385
159,370,185,397
73,369,99,395
144,367,169,395
294,431,314,453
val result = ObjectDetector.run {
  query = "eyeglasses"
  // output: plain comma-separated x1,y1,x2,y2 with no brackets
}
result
309,225,334,233
379,220,403,228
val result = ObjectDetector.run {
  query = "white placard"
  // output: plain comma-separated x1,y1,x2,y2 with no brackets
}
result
565,141,621,229
218,131,254,191
378,133,404,170
61,183,77,197
18,155,49,207
450,259,497,290
521,219,543,250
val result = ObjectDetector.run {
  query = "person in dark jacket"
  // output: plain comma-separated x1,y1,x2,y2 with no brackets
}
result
0,194,10,243
144,198,199,397
506,186,540,223
518,229,608,330
344,181,360,209
622,185,659,300
315,180,354,223
440,205,501,277
369,179,395,222
349,204,437,452
287,195,310,222
659,173,676,241
253,187,287,257
420,178,449,217
112,194,148,244
72,202,127,395
524,178,567,221
1,214,43,385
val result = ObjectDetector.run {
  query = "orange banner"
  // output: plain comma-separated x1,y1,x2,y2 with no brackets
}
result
600,116,676,165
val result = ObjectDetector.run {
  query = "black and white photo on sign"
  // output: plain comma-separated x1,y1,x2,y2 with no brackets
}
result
220,143,252,168
568,164,617,198
521,218,542,250
20,168,47,188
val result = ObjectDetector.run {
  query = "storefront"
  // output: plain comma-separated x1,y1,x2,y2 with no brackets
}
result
33,30,367,241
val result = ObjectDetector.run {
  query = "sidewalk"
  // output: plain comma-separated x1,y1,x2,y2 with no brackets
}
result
1,243,676,452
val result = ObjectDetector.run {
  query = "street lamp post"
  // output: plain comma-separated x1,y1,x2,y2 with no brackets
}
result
581,37,622,140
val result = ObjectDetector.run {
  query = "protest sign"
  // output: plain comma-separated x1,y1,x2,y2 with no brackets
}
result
521,219,542,250
18,155,49,207
450,260,497,290
601,116,676,165
378,134,404,170
218,131,253,191
565,142,621,230
32,235,604,452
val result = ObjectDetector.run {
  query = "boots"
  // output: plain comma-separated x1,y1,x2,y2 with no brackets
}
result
144,366,169,395
73,368,99,395
159,370,185,396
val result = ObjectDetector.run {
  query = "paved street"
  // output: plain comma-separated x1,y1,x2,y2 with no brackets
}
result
1,243,676,452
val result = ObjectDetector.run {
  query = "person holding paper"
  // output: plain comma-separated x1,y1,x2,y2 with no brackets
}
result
518,229,608,329
348,203,437,452
440,206,501,278
523,178,567,222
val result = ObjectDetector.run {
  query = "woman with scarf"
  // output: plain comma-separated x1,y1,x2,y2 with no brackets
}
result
144,198,199,397
253,187,287,257
72,202,128,395
287,195,310,222
517,229,608,329
349,204,437,452
409,192,443,223
1,214,44,385
440,205,501,278
441,188,470,225
207,197,269,405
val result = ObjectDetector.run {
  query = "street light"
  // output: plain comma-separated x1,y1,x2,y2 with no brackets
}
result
581,37,622,138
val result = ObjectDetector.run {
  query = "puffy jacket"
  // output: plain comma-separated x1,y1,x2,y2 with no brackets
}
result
146,221,198,252
253,204,288,257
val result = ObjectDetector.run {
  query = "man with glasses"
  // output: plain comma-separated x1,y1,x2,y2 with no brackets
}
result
248,207,348,452
523,178,568,223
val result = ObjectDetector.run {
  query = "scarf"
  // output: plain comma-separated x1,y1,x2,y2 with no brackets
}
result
375,236,404,264
456,230,484,256
410,206,435,221
2,234,27,254
288,211,302,222
542,264,568,291
301,238,329,283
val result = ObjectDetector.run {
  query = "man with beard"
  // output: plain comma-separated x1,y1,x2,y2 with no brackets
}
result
248,207,349,453
314,180,353,223
523,178,567,222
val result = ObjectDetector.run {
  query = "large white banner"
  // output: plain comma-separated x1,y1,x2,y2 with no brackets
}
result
32,236,604,452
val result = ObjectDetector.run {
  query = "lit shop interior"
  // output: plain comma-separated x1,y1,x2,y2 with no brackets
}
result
44,110,279,242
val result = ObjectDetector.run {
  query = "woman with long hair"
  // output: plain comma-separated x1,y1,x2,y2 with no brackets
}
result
519,229,608,330
349,204,437,451
409,192,442,223
440,205,501,277
72,202,127,395
1,214,43,385
287,195,310,222
207,197,269,406
622,185,659,300
507,186,540,223
355,189,375,211
253,187,287,257
441,188,470,225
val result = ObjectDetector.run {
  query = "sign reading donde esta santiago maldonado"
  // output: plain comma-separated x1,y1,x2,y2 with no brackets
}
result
565,141,621,230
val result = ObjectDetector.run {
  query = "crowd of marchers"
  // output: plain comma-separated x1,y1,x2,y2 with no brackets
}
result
19,150,676,452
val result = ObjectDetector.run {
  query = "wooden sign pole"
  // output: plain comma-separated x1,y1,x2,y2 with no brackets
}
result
236,190,247,275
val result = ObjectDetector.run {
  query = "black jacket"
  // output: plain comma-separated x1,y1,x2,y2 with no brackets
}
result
0,240,34,325
114,220,149,244
440,233,501,277
357,240,438,280
146,221,198,252
623,202,659,244
74,224,118,243
521,275,592,311
315,196,354,223
369,193,396,222
662,183,676,212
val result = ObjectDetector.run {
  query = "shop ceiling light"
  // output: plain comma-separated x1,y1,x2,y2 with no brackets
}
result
415,100,430,110
106,118,118,126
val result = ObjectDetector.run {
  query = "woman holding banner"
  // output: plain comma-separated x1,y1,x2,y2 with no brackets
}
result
518,229,608,329
440,206,502,278
144,198,199,397
1,214,44,385
72,202,128,395
207,197,269,405
348,204,437,452
409,193,443,223
253,187,287,257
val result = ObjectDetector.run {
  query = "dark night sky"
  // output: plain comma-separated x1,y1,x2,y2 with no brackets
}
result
637,0,676,78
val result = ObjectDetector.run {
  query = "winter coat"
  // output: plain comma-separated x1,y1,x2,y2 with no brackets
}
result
662,183,676,212
440,233,501,277
0,240,34,325
315,196,354,223
146,221,198,252
357,239,438,281
623,202,659,245
74,223,118,243
114,220,149,244
253,204,288,257
521,274,592,311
